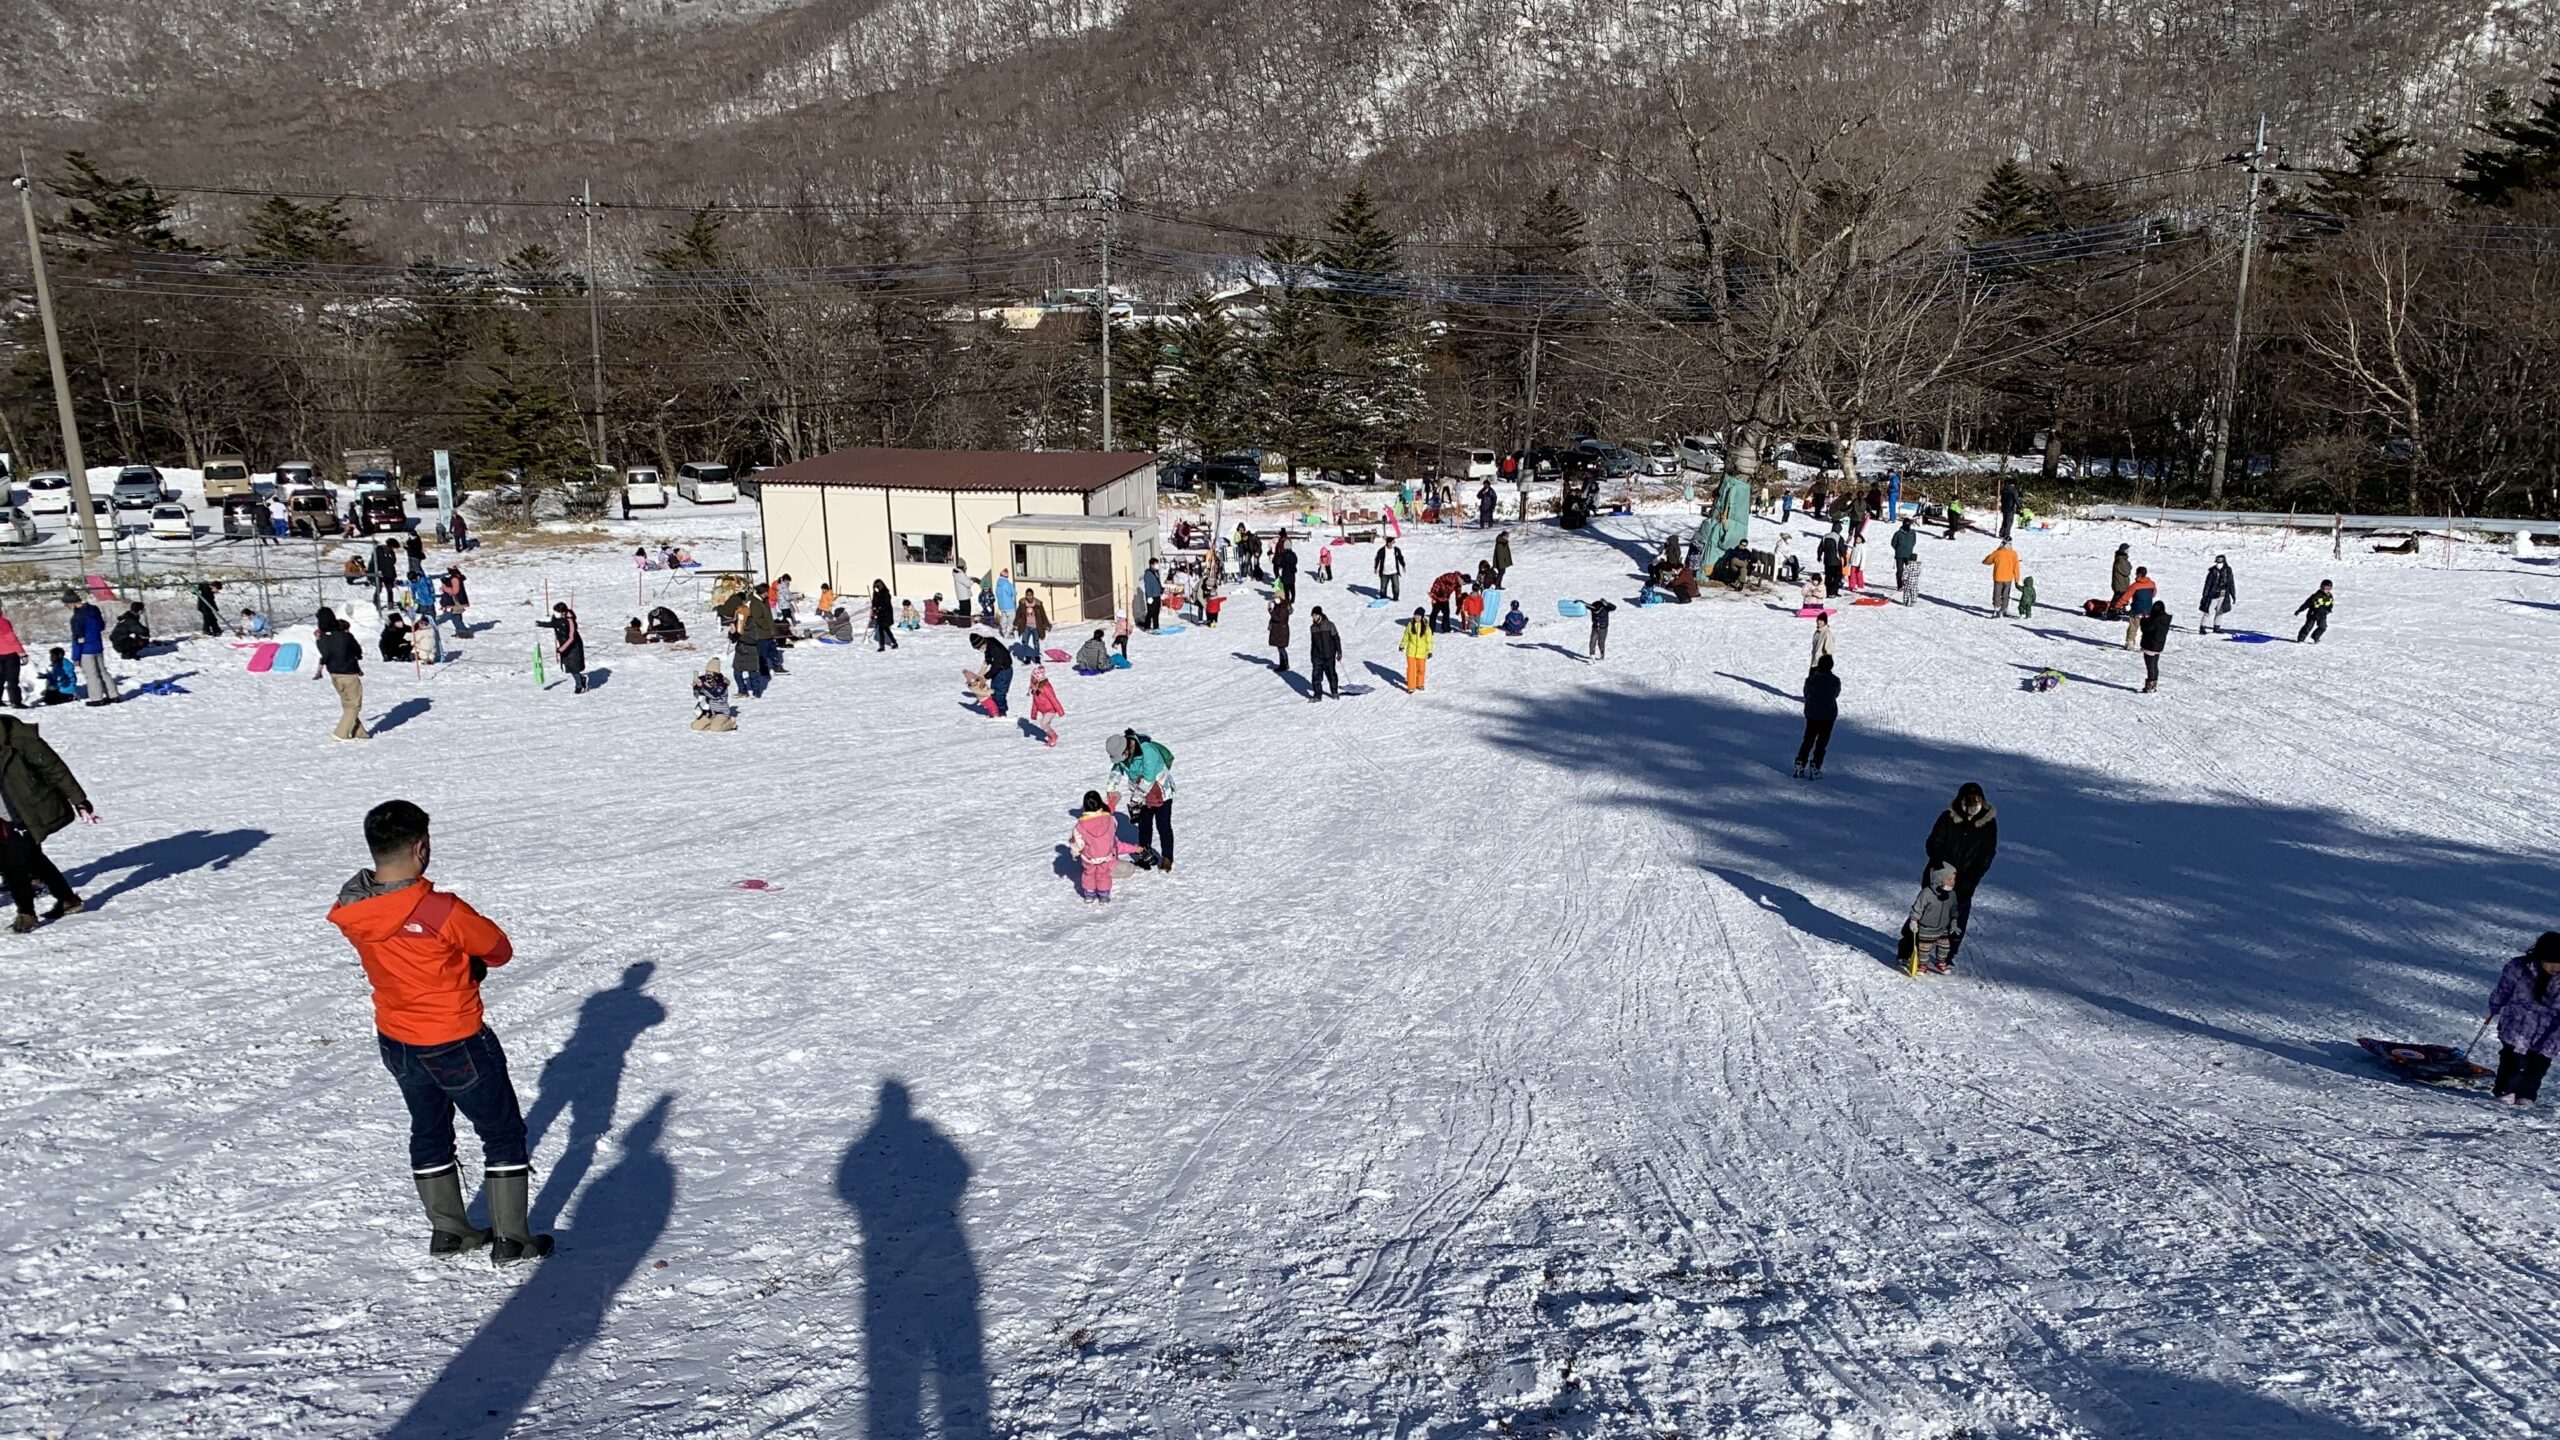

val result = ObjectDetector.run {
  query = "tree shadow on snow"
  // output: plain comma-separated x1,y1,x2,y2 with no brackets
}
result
1480,683,2560,1083
383,1096,675,1440
520,962,667,1234
2045,1360,2396,1438
1714,670,1799,703
838,1080,994,1440
2498,597,2560,613
1510,642,1586,663
67,827,270,909
2019,624,2126,651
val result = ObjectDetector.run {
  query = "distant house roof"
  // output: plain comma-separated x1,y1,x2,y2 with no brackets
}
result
753,448,1157,494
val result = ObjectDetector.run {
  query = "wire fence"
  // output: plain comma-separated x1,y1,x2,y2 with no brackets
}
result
0,532,436,641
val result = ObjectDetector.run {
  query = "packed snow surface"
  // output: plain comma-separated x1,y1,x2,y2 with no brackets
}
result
4,499,2558,1439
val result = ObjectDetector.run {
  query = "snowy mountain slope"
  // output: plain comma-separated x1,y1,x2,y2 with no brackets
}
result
1,504,2557,1436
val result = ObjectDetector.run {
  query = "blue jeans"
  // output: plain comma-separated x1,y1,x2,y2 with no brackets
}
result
379,1027,529,1172
758,639,784,675
989,668,1013,715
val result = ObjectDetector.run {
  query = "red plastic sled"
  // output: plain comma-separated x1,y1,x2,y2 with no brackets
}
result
1852,596,1891,607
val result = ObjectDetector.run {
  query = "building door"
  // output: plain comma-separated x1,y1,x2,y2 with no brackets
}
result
1078,543,1113,620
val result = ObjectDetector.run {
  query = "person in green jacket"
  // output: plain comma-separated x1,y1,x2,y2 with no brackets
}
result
0,715,94,932
2017,574,2038,618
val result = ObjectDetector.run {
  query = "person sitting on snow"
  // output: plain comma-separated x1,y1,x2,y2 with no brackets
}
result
691,659,736,732
645,606,687,643
624,617,647,645
378,617,416,663
1500,601,1529,636
109,604,152,661
824,606,856,643
237,608,271,638
1075,629,1112,672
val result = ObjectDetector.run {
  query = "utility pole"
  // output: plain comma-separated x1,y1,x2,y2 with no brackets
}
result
14,152,101,560
577,181,609,474
1097,186,1115,451
1519,326,1542,523
2207,116,2269,505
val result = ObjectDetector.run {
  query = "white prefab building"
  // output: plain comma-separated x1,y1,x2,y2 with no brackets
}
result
753,448,1159,613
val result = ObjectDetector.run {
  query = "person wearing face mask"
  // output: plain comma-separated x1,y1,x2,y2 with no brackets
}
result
1921,783,1999,961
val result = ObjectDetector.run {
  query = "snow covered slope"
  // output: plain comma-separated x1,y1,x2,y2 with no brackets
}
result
2,503,2557,1437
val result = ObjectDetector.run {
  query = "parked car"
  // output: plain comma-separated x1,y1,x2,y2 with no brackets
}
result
1628,439,1681,477
1576,441,1638,480
737,465,769,499
623,466,669,511
351,468,397,494
676,461,738,504
1676,435,1720,472
220,493,269,537
100,495,148,535
24,470,71,515
1464,448,1500,481
285,489,343,537
1200,458,1264,496
352,488,407,535
149,502,194,540
112,466,165,509
274,459,321,491
200,455,254,501
0,505,38,546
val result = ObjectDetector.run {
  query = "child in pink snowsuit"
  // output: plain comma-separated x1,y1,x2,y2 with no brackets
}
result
1069,790,1132,900
1027,665,1064,746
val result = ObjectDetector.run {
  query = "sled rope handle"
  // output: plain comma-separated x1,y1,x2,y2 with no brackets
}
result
2459,1017,2491,1059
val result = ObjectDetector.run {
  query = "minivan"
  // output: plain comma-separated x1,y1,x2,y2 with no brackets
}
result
1465,449,1499,481
624,466,669,510
274,459,321,491
676,462,737,504
201,455,254,501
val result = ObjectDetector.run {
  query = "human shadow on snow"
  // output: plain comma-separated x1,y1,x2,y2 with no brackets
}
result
66,827,269,909
2047,1360,2396,1438
383,1096,675,1440
1481,682,2560,1081
838,1079,994,1439
519,962,667,1233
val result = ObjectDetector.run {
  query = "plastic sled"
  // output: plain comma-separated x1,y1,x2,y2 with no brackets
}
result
2227,632,2276,644
85,575,117,602
1156,624,1188,636
1075,667,1108,676
1556,600,1587,618
1045,648,1070,662
246,643,279,673
729,878,786,893
2357,1036,2489,1083
1794,606,1832,619
816,637,854,645
1368,598,1394,609
1109,654,1131,669
136,678,189,696
1852,596,1891,607
270,642,304,672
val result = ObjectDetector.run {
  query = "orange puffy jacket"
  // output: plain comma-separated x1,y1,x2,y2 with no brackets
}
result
1981,546,2022,583
329,873,514,1046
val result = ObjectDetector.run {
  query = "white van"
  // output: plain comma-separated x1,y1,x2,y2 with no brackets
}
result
676,461,737,504
1464,448,1499,481
201,456,255,501
623,466,668,510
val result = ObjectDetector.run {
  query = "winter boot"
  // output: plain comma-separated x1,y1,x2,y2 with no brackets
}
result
1807,764,1822,780
484,1166,553,1266
414,1165,492,1256
1791,762,1805,778
44,897,83,922
10,911,35,934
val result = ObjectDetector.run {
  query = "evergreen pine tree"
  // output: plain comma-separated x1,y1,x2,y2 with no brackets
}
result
2308,116,2416,220
49,152,196,254
1252,237,1336,478
2456,67,2560,206
1315,184,1423,463
240,196,373,266
1159,292,1252,459
1965,160,2053,241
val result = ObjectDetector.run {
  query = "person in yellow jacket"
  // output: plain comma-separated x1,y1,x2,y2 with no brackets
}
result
1400,608,1434,692
1980,540,2023,618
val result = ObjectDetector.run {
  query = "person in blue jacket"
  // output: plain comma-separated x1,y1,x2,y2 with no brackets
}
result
63,593,117,707
1500,601,1529,636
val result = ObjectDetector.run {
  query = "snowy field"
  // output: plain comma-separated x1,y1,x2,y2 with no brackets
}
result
5,497,2559,1440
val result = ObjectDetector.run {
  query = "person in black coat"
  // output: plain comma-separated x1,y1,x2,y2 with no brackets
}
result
108,604,151,661
1306,607,1342,701
1922,783,1999,956
868,581,898,652
1817,524,1846,598
540,604,588,693
1794,655,1841,778
969,632,1013,716
2138,603,2172,692
1998,480,2021,540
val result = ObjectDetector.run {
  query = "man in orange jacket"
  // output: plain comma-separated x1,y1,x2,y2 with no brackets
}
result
329,799,551,1264
1980,540,2023,617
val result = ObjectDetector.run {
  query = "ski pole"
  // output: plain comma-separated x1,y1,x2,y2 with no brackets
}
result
2459,1018,2491,1058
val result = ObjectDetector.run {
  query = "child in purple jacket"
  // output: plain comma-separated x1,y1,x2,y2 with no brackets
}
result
2486,932,2560,1106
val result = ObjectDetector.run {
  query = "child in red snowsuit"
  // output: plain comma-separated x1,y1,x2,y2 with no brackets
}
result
1027,665,1064,747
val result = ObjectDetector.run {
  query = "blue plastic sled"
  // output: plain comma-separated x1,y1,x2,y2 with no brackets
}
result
1075,667,1108,676
1556,599,1587,618
1368,598,1394,609
2227,631,2276,644
1156,624,1188,635
270,642,303,672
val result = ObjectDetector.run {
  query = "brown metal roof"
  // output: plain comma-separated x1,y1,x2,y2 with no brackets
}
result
753,448,1157,494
